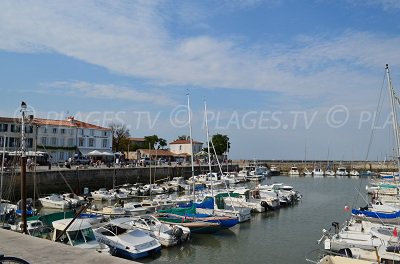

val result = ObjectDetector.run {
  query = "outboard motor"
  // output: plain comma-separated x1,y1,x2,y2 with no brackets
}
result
171,226,184,241
332,222,340,234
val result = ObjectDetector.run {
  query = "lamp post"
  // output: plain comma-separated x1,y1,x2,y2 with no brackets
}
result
20,101,28,234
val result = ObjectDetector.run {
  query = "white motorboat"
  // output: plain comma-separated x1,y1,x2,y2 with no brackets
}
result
123,202,148,216
86,205,127,217
62,193,86,206
349,169,360,176
288,166,300,176
246,167,266,181
336,167,348,176
93,218,161,260
312,167,324,177
119,215,190,247
269,165,280,176
90,188,116,201
52,218,104,250
39,194,73,209
303,168,313,176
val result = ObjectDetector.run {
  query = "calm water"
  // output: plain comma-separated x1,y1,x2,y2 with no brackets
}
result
140,176,369,264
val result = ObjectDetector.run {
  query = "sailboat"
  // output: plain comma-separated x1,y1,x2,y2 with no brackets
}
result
155,95,239,233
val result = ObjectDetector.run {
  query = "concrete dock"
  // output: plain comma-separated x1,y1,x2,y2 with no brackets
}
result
0,228,134,263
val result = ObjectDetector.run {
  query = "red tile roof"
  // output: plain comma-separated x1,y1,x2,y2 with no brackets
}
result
0,116,110,130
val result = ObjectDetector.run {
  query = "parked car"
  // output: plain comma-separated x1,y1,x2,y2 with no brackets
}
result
72,156,90,165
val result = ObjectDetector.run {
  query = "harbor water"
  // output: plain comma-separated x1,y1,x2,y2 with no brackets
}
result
141,176,368,264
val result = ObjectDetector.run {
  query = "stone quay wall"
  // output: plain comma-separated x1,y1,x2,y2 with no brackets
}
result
3,164,239,200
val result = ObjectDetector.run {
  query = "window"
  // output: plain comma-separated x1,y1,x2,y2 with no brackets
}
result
0,124,8,132
10,124,20,133
59,138,65,146
102,139,108,148
90,129,94,136
0,137,5,147
61,129,65,134
70,129,74,135
79,138,84,147
26,138,33,148
9,137,20,147
26,126,33,133
179,145,182,151
41,137,47,145
67,138,74,147
88,138,94,147
43,127,47,133
80,129,84,135
103,131,108,137
59,152,64,160
51,137,57,146
52,128,57,134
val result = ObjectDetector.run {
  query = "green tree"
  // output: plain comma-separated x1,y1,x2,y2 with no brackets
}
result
177,135,189,140
211,134,230,155
144,135,159,149
109,123,130,152
157,138,167,149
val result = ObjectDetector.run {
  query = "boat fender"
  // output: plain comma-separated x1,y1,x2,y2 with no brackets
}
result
260,201,267,208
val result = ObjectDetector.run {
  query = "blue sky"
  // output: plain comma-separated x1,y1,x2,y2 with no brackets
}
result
1,0,400,160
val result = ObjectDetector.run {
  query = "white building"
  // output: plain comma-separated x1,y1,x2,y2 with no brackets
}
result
169,139,203,156
0,116,112,163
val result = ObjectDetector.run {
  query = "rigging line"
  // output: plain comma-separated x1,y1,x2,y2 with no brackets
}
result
365,70,387,162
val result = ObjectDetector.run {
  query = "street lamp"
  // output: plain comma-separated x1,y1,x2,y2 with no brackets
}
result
20,101,29,234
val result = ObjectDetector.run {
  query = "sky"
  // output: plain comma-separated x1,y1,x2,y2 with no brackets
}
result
1,0,400,161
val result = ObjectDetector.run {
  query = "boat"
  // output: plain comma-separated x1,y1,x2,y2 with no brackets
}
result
288,166,300,176
122,202,148,216
52,218,104,250
157,203,239,233
11,219,52,239
116,215,190,247
349,168,360,176
90,188,115,201
303,168,313,176
189,192,252,223
93,218,161,260
86,204,127,217
269,164,280,176
313,167,324,177
246,167,267,181
39,194,74,209
336,167,348,176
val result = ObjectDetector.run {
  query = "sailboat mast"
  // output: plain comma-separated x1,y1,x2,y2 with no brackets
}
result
204,101,213,197
386,64,400,175
187,93,195,198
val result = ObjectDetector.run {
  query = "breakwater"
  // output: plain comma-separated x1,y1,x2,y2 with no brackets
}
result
2,164,239,200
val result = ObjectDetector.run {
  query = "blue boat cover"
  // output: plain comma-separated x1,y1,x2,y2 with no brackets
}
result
352,209,400,219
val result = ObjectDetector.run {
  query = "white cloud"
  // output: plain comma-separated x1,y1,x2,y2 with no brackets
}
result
39,81,177,106
0,1,399,107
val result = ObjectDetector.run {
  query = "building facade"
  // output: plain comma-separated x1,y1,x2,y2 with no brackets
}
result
0,116,112,163
168,139,203,156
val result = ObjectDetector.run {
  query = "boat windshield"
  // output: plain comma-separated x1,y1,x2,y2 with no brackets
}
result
69,228,96,246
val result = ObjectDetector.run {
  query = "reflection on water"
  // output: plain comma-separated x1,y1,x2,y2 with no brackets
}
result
38,176,369,264
150,176,368,264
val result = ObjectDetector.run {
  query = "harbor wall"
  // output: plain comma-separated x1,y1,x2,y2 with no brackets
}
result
2,164,239,200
